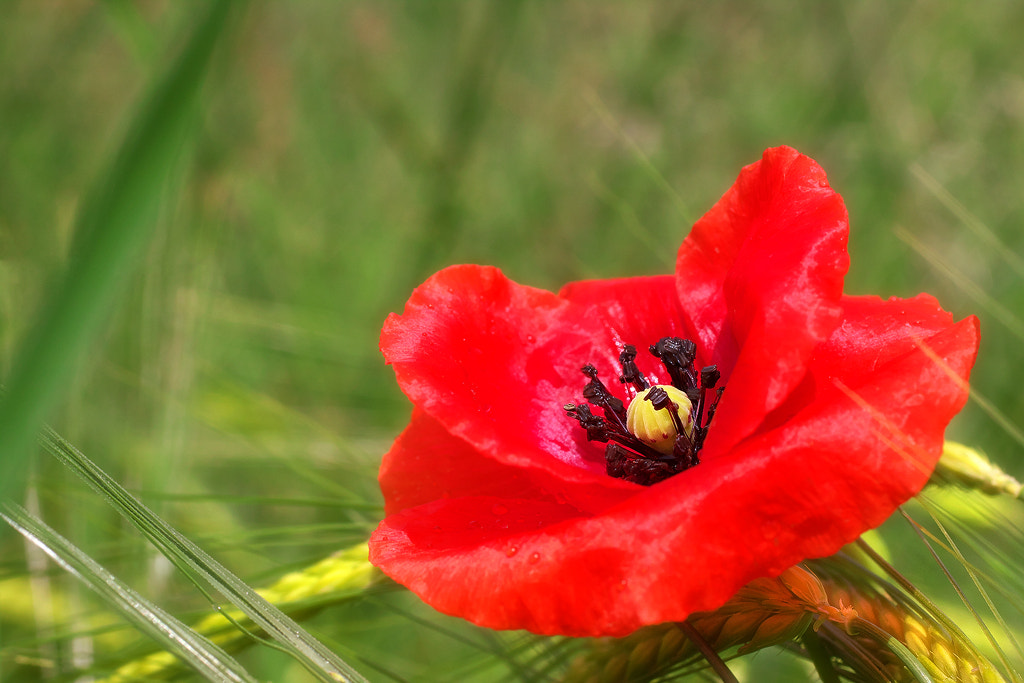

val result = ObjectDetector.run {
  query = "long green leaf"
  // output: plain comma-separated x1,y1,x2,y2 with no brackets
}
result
0,1,231,499
41,427,369,683
1,502,258,683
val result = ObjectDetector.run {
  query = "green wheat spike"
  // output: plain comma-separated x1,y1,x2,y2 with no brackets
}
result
102,544,379,683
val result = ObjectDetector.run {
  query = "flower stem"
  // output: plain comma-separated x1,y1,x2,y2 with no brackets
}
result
802,629,842,683
677,619,740,683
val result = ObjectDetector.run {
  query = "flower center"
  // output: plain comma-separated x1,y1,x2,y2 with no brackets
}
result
626,384,693,454
564,337,724,486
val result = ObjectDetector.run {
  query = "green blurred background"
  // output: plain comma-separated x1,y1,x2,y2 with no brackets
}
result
2,2,1023,681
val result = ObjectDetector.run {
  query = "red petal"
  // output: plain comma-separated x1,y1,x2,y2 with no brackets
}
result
381,265,689,479
678,146,849,459
815,293,959,381
758,293,969,432
370,314,978,636
380,409,636,517
558,275,693,383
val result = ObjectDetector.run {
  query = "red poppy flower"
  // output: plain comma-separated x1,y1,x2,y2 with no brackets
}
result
369,146,980,637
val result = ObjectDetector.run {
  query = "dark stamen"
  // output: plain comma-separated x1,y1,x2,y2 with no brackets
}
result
618,345,649,391
650,337,700,401
565,402,666,461
605,443,681,487
700,365,721,388
693,364,721,433
671,435,698,470
695,386,725,452
581,365,627,428
644,385,688,438
566,337,725,486
564,403,610,443
605,442,629,480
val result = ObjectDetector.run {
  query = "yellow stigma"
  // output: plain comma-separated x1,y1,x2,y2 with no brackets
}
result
625,385,694,454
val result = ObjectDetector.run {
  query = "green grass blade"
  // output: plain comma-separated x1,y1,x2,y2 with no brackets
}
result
1,502,259,683
102,544,381,681
0,1,232,499
40,427,369,683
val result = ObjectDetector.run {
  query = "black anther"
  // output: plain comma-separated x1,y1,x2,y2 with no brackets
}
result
700,365,721,389
650,337,699,398
564,403,610,443
617,345,648,391
581,365,626,424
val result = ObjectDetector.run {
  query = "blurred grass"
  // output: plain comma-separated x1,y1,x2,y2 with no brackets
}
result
2,2,1024,681
0,0,231,500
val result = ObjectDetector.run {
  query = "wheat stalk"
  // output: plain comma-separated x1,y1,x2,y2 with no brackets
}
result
100,543,378,682
562,556,1007,683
